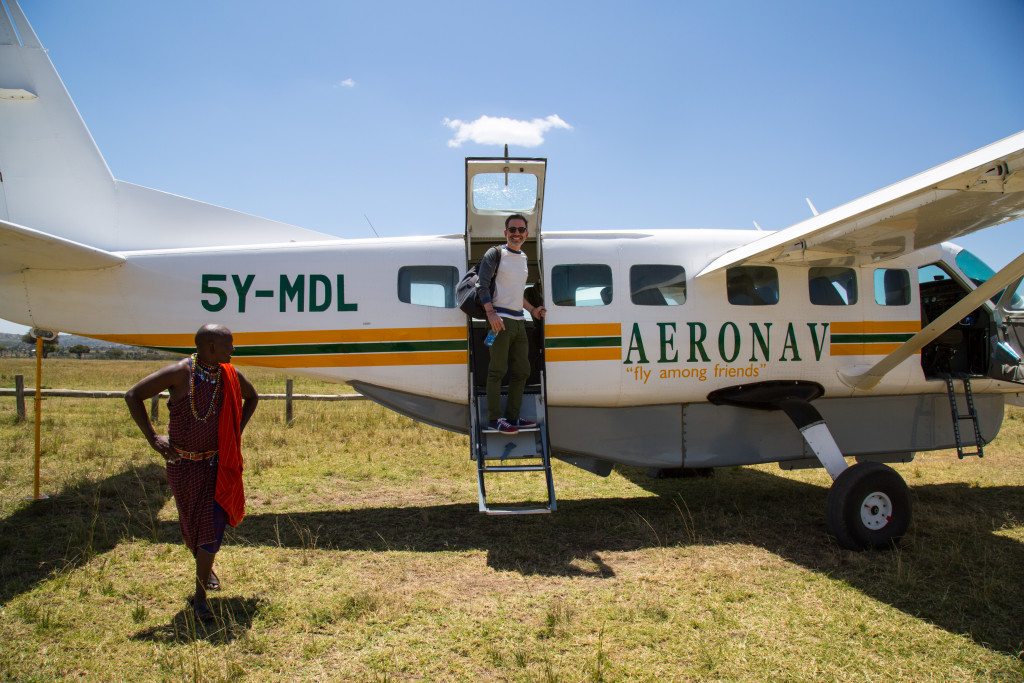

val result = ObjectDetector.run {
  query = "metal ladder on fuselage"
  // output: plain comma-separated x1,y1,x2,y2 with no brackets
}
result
942,374,984,459
469,371,556,515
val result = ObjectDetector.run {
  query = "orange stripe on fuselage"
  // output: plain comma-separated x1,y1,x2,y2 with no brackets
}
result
235,351,468,368
87,327,467,347
545,323,622,338
829,320,920,334
830,343,920,356
546,347,621,362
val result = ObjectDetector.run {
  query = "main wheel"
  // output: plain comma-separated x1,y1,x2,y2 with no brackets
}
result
825,461,911,550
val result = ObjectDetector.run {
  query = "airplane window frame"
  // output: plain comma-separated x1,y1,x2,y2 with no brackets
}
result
629,264,687,306
397,265,459,308
726,266,779,306
551,263,613,307
808,267,858,306
873,268,912,307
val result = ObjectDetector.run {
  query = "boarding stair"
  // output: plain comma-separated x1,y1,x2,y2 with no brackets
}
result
941,373,984,459
469,372,556,515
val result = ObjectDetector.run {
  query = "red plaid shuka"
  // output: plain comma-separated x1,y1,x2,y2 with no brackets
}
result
167,371,220,552
165,362,246,552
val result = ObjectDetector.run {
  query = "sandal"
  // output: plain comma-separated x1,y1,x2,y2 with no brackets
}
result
205,570,221,591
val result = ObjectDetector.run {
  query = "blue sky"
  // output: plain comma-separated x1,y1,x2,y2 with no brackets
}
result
3,0,1023,334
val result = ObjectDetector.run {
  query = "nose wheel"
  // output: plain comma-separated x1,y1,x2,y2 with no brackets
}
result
826,462,911,550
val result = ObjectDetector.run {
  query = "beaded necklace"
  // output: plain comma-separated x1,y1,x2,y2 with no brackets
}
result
189,353,222,422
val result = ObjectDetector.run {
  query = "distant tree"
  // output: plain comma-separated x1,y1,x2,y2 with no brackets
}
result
69,344,91,359
21,333,59,358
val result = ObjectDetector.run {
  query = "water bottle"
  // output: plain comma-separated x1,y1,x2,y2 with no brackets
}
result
484,330,497,347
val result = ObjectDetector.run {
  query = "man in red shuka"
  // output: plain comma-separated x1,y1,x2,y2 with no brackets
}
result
125,324,259,622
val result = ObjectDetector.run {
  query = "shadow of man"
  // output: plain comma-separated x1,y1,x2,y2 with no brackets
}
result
132,596,266,645
0,462,170,605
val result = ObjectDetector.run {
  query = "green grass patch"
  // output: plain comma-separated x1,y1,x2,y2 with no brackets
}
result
1,360,1022,680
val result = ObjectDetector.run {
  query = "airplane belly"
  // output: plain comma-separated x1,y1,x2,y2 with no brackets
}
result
682,392,1004,468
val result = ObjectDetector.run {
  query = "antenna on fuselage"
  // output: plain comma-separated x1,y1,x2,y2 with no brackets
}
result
363,214,380,238
805,197,820,216
753,220,764,231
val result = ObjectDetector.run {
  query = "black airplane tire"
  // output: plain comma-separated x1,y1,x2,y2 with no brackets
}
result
825,462,911,550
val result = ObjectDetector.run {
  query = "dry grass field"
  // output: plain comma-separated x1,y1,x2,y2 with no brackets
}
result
1,359,1022,681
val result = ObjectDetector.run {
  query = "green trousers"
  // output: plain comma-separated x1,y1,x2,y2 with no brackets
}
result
486,318,530,421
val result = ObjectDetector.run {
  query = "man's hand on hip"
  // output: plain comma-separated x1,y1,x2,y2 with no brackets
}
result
150,435,179,464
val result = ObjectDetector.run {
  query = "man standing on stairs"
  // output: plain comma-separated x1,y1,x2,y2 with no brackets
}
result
477,214,547,434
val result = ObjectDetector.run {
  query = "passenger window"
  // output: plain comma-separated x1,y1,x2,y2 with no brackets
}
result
630,265,686,305
808,267,857,306
398,266,458,308
552,264,613,306
726,266,778,306
874,268,911,306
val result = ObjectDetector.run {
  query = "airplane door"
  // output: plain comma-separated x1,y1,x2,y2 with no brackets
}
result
464,154,548,395
991,274,1024,385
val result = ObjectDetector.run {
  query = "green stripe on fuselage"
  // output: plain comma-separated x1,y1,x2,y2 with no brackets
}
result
155,339,466,357
544,336,622,349
830,333,915,344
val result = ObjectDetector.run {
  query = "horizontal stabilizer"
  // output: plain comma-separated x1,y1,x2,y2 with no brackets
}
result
699,130,1024,276
0,218,125,273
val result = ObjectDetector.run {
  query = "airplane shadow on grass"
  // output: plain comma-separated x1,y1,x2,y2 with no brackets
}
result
2,463,1021,655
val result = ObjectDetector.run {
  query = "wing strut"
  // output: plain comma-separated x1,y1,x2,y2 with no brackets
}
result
839,251,1024,390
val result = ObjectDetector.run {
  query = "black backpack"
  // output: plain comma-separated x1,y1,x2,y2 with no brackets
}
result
456,247,501,319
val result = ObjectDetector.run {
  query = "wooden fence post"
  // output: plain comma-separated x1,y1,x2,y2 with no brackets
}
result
14,374,26,422
285,378,294,425
149,395,159,423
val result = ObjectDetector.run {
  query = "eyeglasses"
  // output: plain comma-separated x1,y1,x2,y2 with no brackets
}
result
506,226,527,234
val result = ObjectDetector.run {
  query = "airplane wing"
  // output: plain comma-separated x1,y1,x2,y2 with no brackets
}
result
0,218,125,273
698,130,1024,276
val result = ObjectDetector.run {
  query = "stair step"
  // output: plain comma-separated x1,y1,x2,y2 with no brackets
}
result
482,464,547,473
472,373,556,514
483,506,553,516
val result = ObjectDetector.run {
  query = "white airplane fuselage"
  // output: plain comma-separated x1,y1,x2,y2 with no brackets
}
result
0,229,1010,406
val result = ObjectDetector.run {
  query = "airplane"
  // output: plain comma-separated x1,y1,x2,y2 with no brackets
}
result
1,0,1023,550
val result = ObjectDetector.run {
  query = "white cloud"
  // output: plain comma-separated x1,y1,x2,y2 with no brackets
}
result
442,114,572,148
337,78,356,88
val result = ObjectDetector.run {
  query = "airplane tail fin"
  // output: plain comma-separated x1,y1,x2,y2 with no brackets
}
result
0,0,330,252
0,0,119,248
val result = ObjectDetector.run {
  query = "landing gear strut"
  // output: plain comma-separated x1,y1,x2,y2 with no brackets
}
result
707,381,912,550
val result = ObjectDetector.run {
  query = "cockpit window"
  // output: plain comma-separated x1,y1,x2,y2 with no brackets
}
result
954,249,996,287
954,248,1009,306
